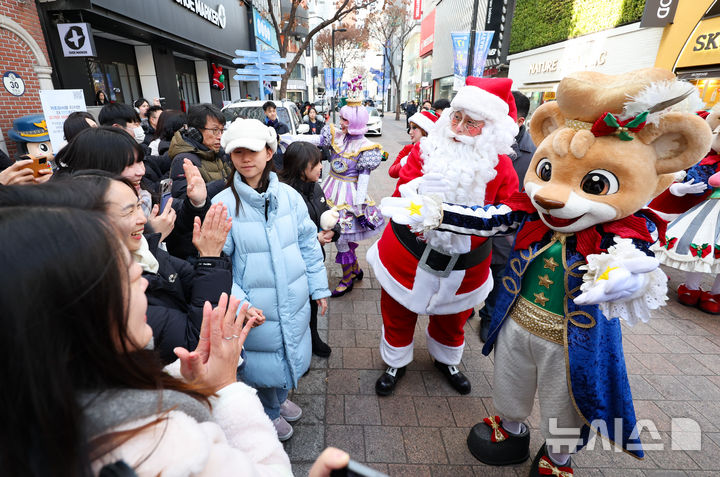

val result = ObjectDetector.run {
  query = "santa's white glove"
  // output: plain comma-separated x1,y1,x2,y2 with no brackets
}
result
669,179,707,196
574,256,659,305
418,172,451,196
380,194,443,233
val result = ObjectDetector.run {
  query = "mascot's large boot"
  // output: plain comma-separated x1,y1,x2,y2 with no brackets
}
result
467,416,530,466
528,443,573,477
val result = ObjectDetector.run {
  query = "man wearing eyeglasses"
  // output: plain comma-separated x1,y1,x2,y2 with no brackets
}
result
367,77,520,396
169,103,232,202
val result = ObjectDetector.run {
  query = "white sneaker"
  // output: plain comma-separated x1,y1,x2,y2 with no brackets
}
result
279,399,303,422
272,416,294,441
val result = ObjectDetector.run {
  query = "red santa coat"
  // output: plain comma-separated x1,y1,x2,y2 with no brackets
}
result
388,143,415,179
368,144,518,315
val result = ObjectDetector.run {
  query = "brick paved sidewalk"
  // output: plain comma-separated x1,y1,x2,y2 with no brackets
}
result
283,118,720,476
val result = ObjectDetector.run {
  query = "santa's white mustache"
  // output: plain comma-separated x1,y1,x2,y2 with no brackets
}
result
446,132,476,145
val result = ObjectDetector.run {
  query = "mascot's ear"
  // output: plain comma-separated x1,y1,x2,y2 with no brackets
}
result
637,112,713,175
529,101,565,146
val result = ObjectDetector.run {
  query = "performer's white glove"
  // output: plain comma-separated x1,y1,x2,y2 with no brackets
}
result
418,172,451,196
379,194,443,233
574,256,658,305
669,178,707,196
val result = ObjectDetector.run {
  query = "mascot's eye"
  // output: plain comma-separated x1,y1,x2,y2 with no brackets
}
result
535,158,552,182
39,144,49,152
581,169,619,195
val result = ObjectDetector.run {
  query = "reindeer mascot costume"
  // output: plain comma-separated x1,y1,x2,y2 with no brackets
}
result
381,68,712,475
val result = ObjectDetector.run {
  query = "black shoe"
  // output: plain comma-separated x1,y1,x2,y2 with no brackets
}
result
375,366,406,396
479,314,490,343
433,360,471,394
528,443,573,477
467,416,530,466
311,333,332,358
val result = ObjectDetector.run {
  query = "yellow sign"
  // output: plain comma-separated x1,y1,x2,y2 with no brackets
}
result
676,15,720,68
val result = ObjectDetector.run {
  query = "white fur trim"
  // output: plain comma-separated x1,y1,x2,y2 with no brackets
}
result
380,326,415,368
451,86,509,122
426,328,464,365
409,112,436,134
367,241,493,315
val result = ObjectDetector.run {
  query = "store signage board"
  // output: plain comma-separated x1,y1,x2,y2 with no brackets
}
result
39,89,86,152
484,0,505,60
172,0,226,29
3,71,25,96
253,8,279,51
413,0,422,20
640,0,679,28
56,23,97,57
676,15,720,68
420,9,435,56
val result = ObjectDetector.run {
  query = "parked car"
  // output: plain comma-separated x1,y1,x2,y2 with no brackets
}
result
365,106,382,136
221,100,310,135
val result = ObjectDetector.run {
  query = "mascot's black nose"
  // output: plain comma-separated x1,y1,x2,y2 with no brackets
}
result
534,195,565,210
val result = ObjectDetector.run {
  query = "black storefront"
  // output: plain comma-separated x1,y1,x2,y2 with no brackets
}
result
38,0,252,110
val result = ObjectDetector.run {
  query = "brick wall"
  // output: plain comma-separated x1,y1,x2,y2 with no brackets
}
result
0,0,51,157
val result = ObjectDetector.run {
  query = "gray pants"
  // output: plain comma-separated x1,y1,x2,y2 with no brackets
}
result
493,318,584,453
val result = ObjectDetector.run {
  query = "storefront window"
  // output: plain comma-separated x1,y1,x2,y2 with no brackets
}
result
290,64,305,80
688,78,720,110
176,72,199,110
435,76,453,100
89,60,141,105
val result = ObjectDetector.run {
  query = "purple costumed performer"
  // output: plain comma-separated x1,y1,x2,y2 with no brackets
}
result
290,77,385,296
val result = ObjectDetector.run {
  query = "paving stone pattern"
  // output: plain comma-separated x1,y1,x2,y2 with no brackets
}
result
283,118,720,476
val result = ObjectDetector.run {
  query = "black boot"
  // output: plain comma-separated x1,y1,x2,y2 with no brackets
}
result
433,360,471,394
375,366,406,396
467,416,530,466
528,443,573,477
309,305,331,358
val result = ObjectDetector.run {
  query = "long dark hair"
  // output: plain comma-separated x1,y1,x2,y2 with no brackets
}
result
225,147,275,214
63,111,96,141
278,141,321,185
0,202,209,477
55,127,143,174
154,110,186,141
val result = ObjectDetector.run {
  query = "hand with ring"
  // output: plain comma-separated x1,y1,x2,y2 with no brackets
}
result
174,293,256,392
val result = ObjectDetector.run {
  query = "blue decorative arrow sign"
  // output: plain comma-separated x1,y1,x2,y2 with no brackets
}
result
232,49,291,99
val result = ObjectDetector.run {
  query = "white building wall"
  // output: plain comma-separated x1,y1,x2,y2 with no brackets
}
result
134,45,160,101
194,60,213,103
507,23,663,91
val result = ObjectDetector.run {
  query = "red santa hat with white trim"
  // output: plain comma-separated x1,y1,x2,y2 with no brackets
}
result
451,76,517,123
408,110,439,134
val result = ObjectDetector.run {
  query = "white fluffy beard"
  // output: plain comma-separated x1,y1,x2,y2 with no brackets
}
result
419,111,515,254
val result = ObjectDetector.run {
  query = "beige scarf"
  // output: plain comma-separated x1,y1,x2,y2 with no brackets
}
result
133,235,160,274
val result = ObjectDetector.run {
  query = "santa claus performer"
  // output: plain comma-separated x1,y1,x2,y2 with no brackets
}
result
366,77,520,395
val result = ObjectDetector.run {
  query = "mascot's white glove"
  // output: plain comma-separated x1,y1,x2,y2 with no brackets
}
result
575,238,667,325
380,194,443,233
669,178,707,196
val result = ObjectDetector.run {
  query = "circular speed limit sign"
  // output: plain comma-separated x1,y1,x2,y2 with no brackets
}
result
3,71,25,96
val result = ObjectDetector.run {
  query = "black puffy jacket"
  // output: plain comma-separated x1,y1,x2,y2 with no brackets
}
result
143,233,232,364
288,180,340,258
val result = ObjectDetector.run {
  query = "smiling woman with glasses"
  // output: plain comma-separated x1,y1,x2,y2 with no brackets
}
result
169,103,234,203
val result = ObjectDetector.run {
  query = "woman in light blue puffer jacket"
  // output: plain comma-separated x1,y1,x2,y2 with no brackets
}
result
212,118,330,441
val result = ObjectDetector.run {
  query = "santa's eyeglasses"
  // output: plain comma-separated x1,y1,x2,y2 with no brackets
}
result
450,111,485,134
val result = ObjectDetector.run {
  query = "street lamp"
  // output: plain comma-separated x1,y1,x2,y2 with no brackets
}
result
331,27,347,124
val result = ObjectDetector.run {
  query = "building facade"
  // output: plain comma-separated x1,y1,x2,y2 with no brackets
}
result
0,0,53,156
37,0,253,111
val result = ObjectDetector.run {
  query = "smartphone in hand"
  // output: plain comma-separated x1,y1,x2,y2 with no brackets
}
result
160,178,173,211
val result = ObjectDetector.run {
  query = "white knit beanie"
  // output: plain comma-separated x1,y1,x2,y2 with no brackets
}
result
221,118,278,153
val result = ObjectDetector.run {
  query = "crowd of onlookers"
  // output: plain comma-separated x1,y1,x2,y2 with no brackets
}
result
0,99,353,476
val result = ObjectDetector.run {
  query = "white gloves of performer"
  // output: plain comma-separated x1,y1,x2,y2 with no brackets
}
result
575,238,668,326
380,194,443,233
669,178,707,196
575,256,658,305
417,172,451,196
